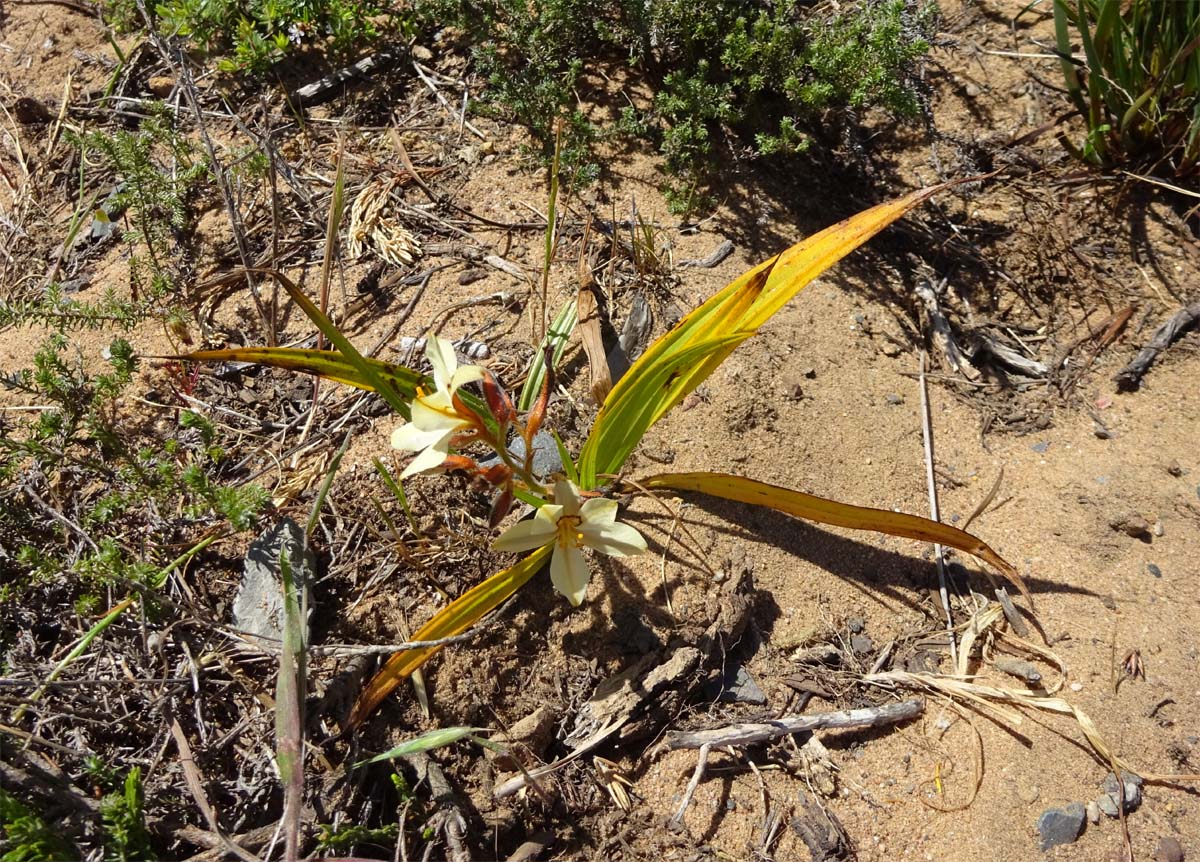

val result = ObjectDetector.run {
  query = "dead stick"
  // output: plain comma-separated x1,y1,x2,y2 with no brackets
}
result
665,699,923,750
919,352,958,671
1114,301,1200,390
670,742,712,827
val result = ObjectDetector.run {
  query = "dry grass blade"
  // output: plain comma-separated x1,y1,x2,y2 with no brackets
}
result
276,545,307,862
865,671,1200,784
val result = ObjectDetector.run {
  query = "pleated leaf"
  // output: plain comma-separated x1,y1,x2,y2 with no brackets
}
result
180,347,424,419
578,182,955,488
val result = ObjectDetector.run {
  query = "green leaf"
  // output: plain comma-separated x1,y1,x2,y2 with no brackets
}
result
355,727,485,767
578,181,957,488
349,544,552,727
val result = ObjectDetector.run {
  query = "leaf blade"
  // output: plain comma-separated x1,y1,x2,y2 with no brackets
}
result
348,544,552,728
635,471,1029,602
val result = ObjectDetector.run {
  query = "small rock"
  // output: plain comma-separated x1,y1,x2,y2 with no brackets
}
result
884,393,904,406
1155,836,1185,862
847,617,865,634
803,367,817,379
850,634,874,656
233,519,314,650
479,430,561,478
1148,563,1163,579
1166,461,1185,478
1037,804,1087,850
147,75,174,97
1110,513,1152,540
1103,770,1144,797
1153,521,1165,538
457,267,488,285
412,44,434,61
880,341,902,357
1096,794,1121,818
1031,441,1050,454
964,83,982,97
1086,800,1101,824
1017,783,1041,804
705,665,767,705
1094,424,1114,439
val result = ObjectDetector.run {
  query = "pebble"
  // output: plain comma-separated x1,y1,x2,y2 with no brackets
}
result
1037,803,1086,850
705,665,767,705
1148,563,1163,579
1155,836,1185,862
1017,783,1041,804
1086,800,1101,824
1096,771,1143,817
885,393,904,405
1109,513,1152,540
850,634,875,656
847,617,865,634
1165,460,1184,478
1031,441,1050,454
965,83,982,97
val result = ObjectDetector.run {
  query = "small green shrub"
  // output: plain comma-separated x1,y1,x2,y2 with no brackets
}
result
99,768,152,862
415,0,934,203
154,0,406,72
1054,0,1200,173
0,790,79,862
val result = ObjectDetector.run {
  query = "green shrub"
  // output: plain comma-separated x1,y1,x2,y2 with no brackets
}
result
0,790,79,862
416,0,934,203
1054,0,1200,173
154,0,405,72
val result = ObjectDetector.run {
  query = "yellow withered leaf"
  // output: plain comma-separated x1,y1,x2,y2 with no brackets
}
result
634,471,1030,603
348,544,552,728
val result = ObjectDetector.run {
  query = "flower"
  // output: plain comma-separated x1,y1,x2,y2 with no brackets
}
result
391,335,484,478
493,479,647,605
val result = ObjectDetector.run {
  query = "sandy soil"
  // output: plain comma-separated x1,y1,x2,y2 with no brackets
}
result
3,0,1199,860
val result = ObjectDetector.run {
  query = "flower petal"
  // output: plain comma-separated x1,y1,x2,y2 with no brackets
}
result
399,433,453,479
426,335,457,393
579,497,618,527
493,506,561,552
579,519,647,557
553,479,581,516
411,393,470,433
448,363,484,392
550,543,590,606
391,422,447,453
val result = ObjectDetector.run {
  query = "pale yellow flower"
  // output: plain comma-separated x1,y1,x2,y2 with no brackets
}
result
493,479,647,605
391,336,484,478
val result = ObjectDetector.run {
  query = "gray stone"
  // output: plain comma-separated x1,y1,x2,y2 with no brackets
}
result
850,634,875,656
1097,771,1143,816
479,430,562,480
1155,836,1185,862
1086,800,1101,824
232,519,314,650
705,664,767,705
1037,804,1087,850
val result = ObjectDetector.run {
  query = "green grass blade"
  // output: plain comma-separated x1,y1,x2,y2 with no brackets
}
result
355,727,485,767
519,297,578,411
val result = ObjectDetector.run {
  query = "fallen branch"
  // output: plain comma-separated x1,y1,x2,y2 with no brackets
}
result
1114,301,1200,390
664,698,923,750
